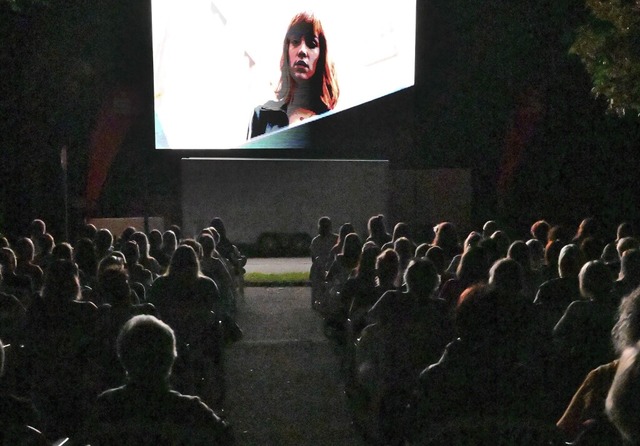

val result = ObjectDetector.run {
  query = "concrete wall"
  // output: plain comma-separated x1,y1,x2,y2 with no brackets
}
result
181,158,390,243
181,159,472,244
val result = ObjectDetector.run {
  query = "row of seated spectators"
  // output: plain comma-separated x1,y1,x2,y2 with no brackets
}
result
0,218,245,445
310,215,640,445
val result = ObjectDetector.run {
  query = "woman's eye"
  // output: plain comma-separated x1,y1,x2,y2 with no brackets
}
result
290,39,300,46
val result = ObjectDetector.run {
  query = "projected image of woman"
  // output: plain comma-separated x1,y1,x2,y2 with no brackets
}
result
247,12,339,139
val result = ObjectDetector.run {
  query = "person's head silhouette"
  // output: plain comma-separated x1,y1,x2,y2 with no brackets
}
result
117,315,177,383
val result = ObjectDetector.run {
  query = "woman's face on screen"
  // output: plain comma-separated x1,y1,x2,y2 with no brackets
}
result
288,32,320,83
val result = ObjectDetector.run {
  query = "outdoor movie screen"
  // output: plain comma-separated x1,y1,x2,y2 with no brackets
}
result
152,0,416,149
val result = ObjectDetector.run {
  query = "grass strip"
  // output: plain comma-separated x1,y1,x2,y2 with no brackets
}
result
244,271,310,286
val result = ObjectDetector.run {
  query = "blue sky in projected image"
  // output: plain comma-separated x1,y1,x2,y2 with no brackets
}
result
152,0,416,149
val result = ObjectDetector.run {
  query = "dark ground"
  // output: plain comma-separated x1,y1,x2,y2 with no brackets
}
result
223,287,365,446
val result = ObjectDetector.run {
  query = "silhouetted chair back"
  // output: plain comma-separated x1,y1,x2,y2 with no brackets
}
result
421,418,566,446
87,421,223,445
1,425,49,446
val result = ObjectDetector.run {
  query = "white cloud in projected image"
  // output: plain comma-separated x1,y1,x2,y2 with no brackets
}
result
152,0,416,149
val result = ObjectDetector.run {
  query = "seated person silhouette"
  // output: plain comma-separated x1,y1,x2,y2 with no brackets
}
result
0,339,43,445
0,265,26,345
82,315,233,445
0,248,33,308
606,340,640,444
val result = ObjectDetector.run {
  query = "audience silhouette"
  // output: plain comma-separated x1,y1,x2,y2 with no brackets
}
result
365,215,391,248
0,247,33,308
0,338,44,444
0,265,26,347
3,213,640,444
131,231,162,277
23,259,99,439
81,315,233,445
606,340,640,444
148,245,226,409
94,265,157,388
554,260,618,394
556,285,640,442
14,237,44,292
310,216,338,309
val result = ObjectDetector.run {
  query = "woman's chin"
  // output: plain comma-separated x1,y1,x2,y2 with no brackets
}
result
291,72,313,83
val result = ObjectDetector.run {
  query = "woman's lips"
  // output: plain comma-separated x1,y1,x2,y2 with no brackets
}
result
294,60,309,68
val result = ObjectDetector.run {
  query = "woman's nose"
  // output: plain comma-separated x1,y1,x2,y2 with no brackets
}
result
297,43,308,56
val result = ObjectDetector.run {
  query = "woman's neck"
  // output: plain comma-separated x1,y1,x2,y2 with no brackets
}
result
287,84,318,125
289,82,314,110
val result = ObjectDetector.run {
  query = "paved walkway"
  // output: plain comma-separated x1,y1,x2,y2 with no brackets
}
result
224,287,364,446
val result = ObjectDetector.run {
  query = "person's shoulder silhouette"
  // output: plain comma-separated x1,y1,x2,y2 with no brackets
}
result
83,315,233,445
